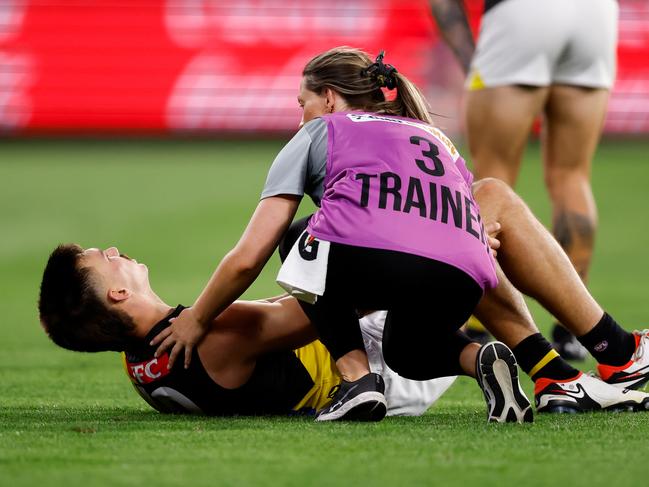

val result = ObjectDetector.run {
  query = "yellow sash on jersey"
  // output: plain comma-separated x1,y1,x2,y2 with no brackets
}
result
292,340,341,412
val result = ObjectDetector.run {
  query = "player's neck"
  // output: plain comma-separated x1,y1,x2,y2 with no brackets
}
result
129,293,175,339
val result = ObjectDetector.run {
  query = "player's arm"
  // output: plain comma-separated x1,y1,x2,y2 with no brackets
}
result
216,297,317,359
429,0,475,74
195,297,316,388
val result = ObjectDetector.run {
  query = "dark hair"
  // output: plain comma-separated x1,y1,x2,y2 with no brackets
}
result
38,244,136,352
302,47,433,124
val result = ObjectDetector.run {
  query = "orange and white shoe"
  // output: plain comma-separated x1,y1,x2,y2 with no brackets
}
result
597,330,649,390
535,372,649,414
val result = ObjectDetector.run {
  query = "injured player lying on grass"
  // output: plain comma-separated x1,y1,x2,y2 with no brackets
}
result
39,234,649,420
38,244,456,417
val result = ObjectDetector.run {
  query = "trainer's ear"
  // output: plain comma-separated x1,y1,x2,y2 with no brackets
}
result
323,87,337,113
107,287,132,303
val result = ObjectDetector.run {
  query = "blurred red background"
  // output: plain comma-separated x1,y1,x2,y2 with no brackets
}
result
1,0,647,135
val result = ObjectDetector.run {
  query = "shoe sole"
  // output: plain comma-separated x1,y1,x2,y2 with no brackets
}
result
605,397,649,412
537,382,649,414
539,399,649,414
477,342,533,423
315,391,387,422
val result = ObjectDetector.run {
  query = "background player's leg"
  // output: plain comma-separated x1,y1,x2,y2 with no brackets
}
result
542,86,609,355
465,85,549,184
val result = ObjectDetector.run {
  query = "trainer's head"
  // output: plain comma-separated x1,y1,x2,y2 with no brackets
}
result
38,244,150,352
299,46,432,127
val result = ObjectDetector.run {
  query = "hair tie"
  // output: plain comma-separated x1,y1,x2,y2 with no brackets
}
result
361,50,398,90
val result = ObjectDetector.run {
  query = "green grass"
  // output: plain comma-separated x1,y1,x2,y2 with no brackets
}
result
1,138,648,487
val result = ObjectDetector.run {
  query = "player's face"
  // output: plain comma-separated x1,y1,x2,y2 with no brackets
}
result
297,77,328,128
79,247,150,293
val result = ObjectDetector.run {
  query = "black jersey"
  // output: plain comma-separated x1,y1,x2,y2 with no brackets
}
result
122,306,315,415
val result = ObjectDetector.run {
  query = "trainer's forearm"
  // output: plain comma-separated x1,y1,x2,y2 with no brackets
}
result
192,249,268,326
192,195,300,327
429,0,475,74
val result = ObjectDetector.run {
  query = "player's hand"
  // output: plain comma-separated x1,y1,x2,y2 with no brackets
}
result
150,307,208,370
484,221,501,257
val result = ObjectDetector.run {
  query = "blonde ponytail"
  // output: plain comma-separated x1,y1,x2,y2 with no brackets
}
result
303,47,433,124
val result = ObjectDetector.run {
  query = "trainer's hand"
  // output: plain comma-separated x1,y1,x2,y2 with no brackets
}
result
484,221,501,257
150,307,207,370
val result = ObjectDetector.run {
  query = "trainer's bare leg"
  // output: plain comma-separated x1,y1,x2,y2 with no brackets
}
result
465,85,550,185
542,85,609,283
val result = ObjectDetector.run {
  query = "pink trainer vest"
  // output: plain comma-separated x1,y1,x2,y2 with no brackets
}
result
307,112,498,290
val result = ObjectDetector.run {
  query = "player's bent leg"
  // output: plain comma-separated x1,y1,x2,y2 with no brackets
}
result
473,177,603,335
465,85,549,185
473,263,538,348
474,178,649,400
473,267,649,414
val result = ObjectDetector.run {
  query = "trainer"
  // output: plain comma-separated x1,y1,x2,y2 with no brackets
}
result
151,47,506,421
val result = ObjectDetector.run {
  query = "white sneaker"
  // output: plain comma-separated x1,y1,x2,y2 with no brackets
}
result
597,330,649,390
535,372,649,413
476,341,533,423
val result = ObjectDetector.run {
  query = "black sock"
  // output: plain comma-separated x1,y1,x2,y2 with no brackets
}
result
513,333,579,381
577,312,636,366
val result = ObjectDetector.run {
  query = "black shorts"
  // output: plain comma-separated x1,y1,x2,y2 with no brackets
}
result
279,216,483,380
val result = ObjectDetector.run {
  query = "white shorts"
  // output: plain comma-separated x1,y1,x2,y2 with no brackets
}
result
360,311,456,416
468,0,618,90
